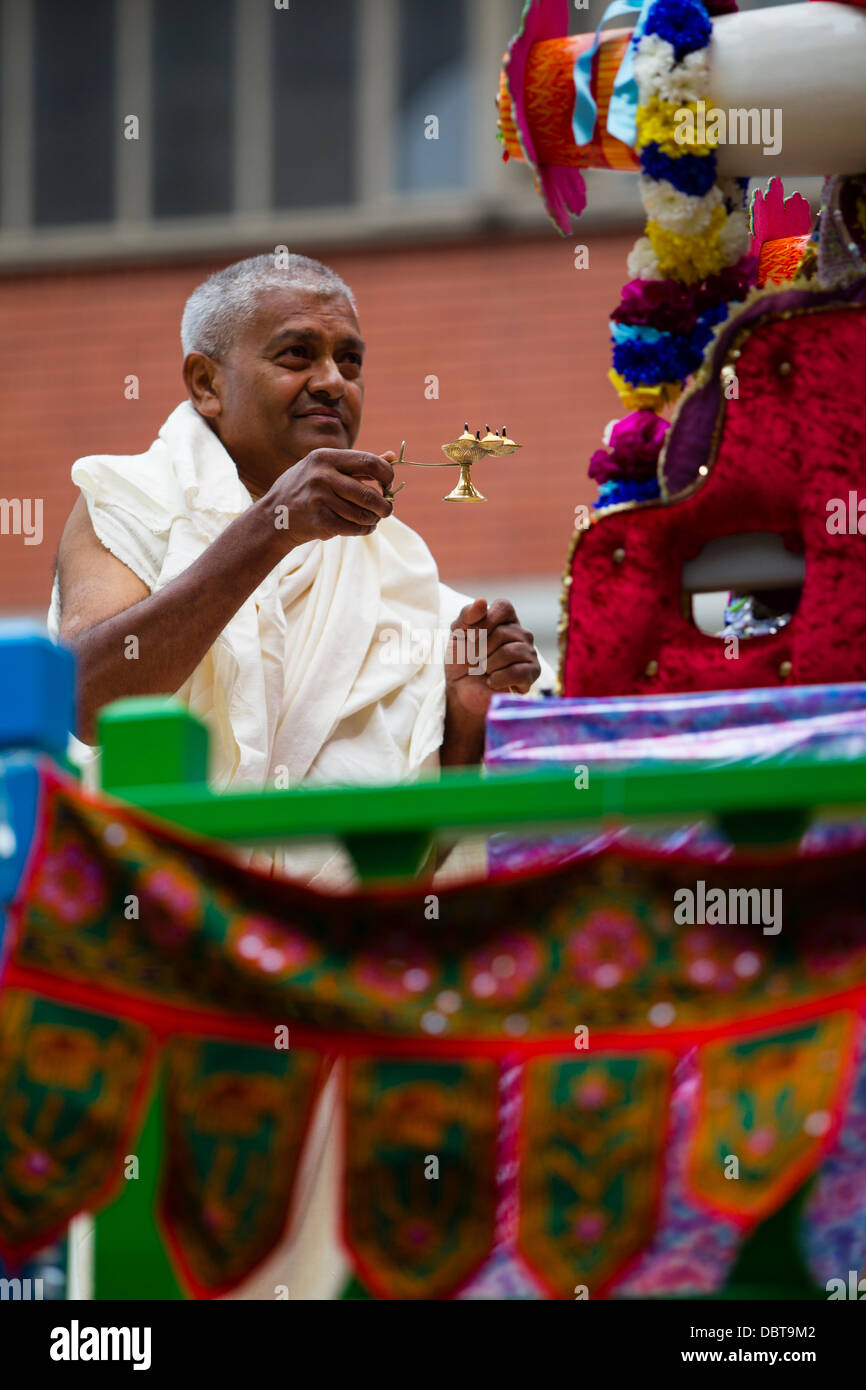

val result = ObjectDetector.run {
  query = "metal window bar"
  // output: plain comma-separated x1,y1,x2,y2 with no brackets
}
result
114,0,153,226
0,0,34,231
233,0,272,218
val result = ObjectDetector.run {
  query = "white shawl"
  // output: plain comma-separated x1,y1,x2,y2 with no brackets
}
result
48,402,485,886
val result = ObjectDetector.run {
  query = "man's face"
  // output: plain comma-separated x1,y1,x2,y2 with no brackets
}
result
198,285,365,492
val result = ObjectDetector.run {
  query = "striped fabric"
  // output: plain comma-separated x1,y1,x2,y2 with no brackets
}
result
499,31,640,172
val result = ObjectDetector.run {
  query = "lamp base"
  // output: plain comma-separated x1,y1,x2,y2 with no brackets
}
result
443,464,486,502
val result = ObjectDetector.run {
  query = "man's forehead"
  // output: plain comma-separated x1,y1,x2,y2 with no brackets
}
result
248,286,360,344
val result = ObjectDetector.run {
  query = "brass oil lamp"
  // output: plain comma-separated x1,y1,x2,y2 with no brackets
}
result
390,425,521,502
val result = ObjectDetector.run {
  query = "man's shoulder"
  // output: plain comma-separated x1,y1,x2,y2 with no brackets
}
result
71,421,187,537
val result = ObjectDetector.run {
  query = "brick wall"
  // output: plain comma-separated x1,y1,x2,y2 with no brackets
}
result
0,230,637,613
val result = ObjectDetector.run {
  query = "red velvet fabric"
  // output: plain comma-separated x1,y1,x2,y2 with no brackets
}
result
561,294,866,696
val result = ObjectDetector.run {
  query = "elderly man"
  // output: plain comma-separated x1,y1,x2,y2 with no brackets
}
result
50,252,546,889
49,252,549,1297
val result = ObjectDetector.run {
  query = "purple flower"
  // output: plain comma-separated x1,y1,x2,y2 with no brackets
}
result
698,253,759,309
589,410,670,484
613,278,697,333
612,256,758,339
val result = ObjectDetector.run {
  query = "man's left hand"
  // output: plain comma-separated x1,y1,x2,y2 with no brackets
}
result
445,597,540,722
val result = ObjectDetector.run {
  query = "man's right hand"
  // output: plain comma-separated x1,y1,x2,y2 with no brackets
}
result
260,448,396,549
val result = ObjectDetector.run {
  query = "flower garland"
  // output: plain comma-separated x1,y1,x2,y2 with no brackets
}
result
590,0,758,510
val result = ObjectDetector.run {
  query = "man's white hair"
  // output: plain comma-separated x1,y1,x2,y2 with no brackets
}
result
180,251,356,359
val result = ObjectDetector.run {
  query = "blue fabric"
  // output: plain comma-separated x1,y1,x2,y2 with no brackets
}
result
572,0,653,150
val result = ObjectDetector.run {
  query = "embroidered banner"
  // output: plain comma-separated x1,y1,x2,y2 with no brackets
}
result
1,768,866,1297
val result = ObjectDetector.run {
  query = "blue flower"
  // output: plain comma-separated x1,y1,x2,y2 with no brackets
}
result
639,144,717,197
645,0,712,60
688,302,729,354
596,477,661,507
699,301,729,329
609,320,667,346
613,333,701,384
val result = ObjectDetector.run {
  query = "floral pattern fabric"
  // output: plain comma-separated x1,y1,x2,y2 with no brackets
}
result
1,769,866,1298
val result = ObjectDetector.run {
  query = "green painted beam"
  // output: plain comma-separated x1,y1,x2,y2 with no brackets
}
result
100,756,866,845
98,699,866,848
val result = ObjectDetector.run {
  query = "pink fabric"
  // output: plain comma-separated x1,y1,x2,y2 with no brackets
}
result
502,0,587,232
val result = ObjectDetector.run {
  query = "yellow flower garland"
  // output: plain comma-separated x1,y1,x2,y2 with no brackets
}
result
646,204,730,283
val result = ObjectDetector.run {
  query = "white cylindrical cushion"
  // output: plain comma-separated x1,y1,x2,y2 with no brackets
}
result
711,3,866,175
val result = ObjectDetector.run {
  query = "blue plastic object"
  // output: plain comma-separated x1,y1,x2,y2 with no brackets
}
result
0,756,41,908
0,621,74,757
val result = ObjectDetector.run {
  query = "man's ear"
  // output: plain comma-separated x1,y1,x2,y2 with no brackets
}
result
183,352,223,418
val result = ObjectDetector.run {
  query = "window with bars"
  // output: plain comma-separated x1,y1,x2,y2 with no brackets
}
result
0,0,530,259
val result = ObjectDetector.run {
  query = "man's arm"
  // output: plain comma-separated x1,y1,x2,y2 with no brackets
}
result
439,691,487,767
57,447,396,743
58,494,292,743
